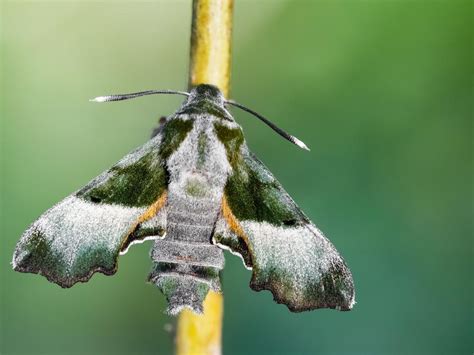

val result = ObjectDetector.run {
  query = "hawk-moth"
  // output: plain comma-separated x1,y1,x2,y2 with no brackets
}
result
12,84,355,314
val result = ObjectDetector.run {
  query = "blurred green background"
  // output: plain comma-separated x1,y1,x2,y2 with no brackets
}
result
1,1,472,354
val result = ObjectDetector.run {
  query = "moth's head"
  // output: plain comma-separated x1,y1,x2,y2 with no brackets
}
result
187,84,225,107
90,83,310,150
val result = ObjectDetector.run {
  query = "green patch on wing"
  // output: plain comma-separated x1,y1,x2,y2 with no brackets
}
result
215,123,306,225
214,123,245,167
77,118,193,208
224,151,308,226
79,151,166,207
159,118,193,160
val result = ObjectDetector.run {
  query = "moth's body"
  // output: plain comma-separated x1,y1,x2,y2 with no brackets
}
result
150,105,234,313
13,84,355,314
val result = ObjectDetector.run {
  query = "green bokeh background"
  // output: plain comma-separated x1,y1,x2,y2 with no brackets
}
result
1,1,472,354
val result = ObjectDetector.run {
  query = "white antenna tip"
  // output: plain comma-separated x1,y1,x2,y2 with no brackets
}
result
90,96,108,103
292,136,310,151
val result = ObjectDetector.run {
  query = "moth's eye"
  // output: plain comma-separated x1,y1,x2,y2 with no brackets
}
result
283,219,297,226
89,196,102,203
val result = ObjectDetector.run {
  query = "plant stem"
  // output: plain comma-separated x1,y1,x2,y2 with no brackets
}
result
188,0,233,97
175,1,233,355
176,291,224,355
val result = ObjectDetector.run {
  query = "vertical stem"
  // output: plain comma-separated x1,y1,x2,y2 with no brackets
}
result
175,291,224,355
176,1,233,355
188,0,233,97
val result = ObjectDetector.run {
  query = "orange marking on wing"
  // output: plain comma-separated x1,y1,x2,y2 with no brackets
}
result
138,191,168,224
221,195,245,238
221,195,251,247
221,195,254,268
121,191,168,251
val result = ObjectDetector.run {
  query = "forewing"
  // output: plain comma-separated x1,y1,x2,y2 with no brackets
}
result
13,133,168,288
214,147,355,311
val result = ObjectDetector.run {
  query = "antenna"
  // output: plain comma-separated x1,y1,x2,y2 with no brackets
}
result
90,90,189,103
225,100,310,151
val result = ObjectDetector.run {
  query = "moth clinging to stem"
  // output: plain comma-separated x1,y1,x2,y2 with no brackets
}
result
12,84,355,314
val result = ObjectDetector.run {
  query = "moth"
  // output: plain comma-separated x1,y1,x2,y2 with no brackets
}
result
12,84,355,314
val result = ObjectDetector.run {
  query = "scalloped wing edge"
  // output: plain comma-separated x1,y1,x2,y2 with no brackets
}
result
214,196,355,312
13,192,168,288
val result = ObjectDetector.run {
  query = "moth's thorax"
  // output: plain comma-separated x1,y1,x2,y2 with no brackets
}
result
166,113,232,209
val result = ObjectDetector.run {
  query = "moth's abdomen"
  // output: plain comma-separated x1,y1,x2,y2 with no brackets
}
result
149,243,224,315
149,196,224,315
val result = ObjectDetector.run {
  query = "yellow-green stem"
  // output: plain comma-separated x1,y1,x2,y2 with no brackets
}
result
188,0,233,97
176,1,233,355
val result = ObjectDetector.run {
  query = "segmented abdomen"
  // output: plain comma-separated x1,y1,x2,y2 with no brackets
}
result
148,194,224,315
